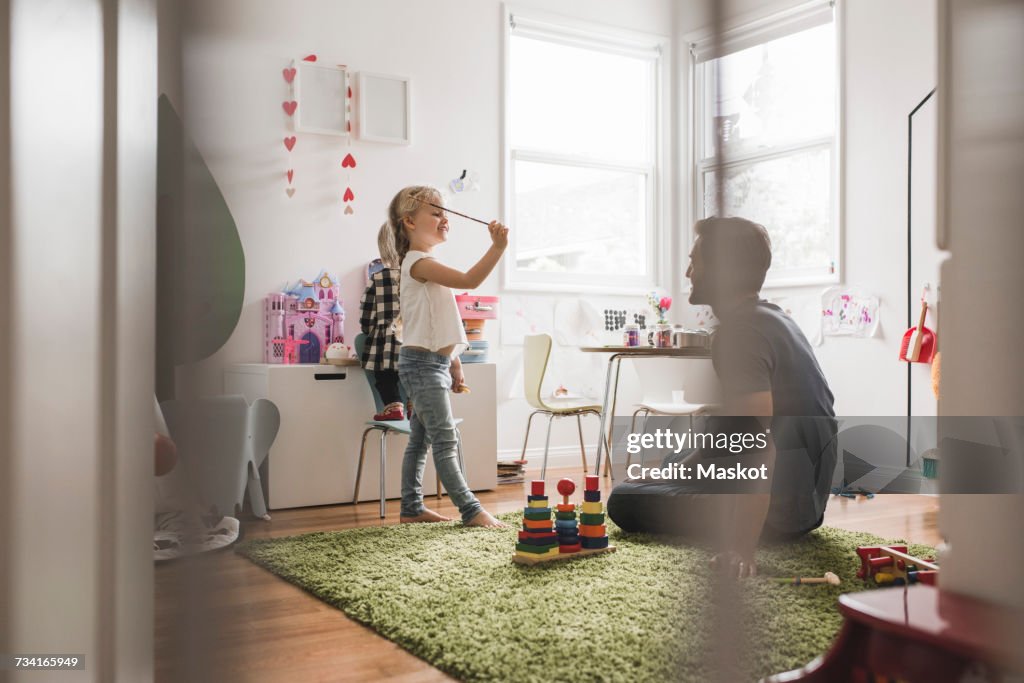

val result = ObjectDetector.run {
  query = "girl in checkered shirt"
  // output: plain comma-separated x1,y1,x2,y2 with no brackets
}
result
359,225,405,421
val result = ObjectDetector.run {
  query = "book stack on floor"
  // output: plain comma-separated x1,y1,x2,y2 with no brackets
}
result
497,459,526,485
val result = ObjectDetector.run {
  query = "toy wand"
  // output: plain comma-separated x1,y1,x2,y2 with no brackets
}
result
423,201,490,226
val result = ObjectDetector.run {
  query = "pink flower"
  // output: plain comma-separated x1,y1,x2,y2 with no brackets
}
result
659,297,672,310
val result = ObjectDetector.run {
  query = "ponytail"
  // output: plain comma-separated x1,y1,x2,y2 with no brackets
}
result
384,185,440,266
377,222,402,268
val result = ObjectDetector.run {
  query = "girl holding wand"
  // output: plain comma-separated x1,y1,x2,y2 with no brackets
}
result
381,186,507,527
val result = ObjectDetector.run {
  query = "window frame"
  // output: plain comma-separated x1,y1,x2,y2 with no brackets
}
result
687,0,843,289
502,6,670,294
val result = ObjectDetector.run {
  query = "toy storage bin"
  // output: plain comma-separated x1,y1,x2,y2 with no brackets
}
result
455,295,499,320
460,340,489,364
464,319,486,341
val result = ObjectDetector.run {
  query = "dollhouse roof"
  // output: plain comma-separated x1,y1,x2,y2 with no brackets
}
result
316,270,339,286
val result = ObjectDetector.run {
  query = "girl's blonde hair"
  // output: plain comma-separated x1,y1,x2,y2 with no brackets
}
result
379,185,441,266
376,224,401,268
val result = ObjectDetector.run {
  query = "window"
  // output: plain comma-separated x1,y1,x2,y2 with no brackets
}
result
691,1,839,285
505,13,665,291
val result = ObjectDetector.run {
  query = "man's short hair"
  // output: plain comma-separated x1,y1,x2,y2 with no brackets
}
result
694,217,773,294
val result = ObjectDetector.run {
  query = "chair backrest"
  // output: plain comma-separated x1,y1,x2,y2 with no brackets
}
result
523,334,553,411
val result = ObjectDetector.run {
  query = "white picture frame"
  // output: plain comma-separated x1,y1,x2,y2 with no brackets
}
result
293,61,349,136
357,72,411,144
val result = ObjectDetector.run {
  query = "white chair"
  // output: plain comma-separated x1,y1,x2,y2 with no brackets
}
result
628,358,720,467
521,334,612,479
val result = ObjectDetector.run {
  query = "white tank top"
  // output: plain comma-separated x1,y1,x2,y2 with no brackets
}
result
399,250,468,358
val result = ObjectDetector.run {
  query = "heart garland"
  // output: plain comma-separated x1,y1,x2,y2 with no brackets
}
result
281,56,313,199
341,73,355,216
282,54,357,212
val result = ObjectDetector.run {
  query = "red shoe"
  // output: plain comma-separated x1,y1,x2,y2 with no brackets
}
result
373,404,405,421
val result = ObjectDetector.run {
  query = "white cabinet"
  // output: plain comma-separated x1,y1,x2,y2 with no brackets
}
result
224,362,497,509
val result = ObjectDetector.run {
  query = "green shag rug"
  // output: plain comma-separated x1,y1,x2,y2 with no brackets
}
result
235,514,933,682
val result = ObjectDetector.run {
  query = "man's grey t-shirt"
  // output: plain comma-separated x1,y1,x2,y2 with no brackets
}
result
711,299,837,535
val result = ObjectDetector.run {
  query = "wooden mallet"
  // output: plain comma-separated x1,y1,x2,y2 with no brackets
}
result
770,572,840,586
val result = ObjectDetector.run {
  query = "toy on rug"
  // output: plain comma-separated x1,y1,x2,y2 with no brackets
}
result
512,476,615,565
856,545,938,586
770,572,840,586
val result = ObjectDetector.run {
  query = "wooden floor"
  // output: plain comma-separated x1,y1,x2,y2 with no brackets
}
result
155,467,940,683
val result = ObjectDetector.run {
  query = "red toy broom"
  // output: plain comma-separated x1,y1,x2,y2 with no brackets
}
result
899,300,936,363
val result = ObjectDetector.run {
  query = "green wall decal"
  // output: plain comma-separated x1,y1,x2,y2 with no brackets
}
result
157,94,245,397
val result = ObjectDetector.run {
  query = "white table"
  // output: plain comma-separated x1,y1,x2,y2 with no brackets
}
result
579,346,713,479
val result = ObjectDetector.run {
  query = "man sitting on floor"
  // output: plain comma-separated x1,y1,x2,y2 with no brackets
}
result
606,217,837,577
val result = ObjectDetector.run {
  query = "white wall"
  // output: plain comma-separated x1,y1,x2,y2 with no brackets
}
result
178,0,675,466
178,0,937,473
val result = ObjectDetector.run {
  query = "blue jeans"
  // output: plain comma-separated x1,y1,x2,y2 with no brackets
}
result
397,347,481,523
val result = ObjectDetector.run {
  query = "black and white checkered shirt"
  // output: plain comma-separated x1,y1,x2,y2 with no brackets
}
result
359,267,401,371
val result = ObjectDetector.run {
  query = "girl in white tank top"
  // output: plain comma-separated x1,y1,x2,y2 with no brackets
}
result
380,186,508,528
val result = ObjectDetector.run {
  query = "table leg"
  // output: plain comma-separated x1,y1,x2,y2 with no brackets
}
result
593,353,623,478
605,357,624,480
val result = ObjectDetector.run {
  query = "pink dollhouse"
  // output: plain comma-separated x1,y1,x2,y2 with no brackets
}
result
263,270,346,364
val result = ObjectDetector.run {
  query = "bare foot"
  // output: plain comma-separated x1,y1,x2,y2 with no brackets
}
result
464,509,505,528
400,509,451,524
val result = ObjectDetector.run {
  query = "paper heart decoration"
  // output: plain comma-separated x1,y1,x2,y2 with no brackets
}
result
282,101,297,116
303,54,317,62
347,86,352,99
343,187,354,202
344,205,354,215
341,153,356,168
286,188,296,198
286,169,294,183
347,121,351,132
282,67,296,83
284,136,296,151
